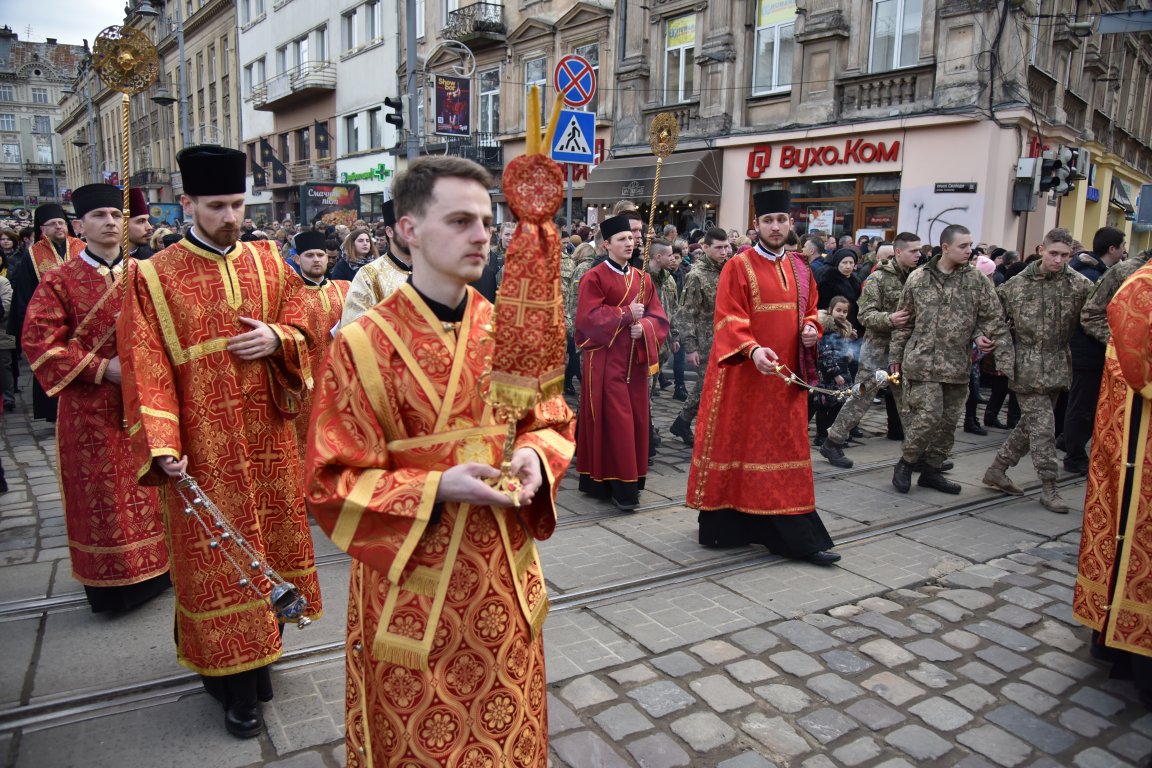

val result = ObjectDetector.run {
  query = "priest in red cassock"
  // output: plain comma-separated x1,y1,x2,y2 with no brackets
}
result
22,183,170,612
1074,258,1152,704
118,145,322,739
575,213,670,510
687,189,840,565
290,229,348,458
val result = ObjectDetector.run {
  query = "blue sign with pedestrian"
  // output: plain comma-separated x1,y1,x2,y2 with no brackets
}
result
550,109,595,165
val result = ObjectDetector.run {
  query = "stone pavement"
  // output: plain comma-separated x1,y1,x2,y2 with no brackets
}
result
2,368,1149,767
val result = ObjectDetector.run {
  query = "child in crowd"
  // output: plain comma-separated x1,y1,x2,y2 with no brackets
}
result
814,295,858,445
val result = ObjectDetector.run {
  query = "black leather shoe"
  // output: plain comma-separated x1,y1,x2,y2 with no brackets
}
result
564,381,577,396
918,470,962,494
225,703,264,739
849,427,865,439
964,419,988,436
672,387,690,401
913,459,954,473
612,497,639,512
886,431,904,441
984,418,1007,429
819,438,853,468
1063,459,1089,476
669,416,695,447
803,551,842,566
892,459,913,493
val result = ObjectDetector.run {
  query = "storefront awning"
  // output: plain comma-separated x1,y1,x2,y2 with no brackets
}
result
583,149,722,205
1111,178,1135,221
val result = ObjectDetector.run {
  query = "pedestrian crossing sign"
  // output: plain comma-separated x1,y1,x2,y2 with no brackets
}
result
550,109,596,165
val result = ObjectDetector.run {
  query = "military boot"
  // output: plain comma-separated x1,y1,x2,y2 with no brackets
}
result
819,438,853,468
892,459,914,493
918,468,962,494
669,415,694,447
1040,480,1070,514
982,457,1024,495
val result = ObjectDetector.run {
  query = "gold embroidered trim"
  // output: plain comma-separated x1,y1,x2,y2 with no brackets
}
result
365,309,443,413
177,597,270,620
141,405,179,422
342,323,395,438
692,458,811,472
331,468,381,552
402,566,440,597
387,472,439,584
68,534,166,554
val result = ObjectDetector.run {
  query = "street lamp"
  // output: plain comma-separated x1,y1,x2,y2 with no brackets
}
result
133,0,160,17
151,81,176,106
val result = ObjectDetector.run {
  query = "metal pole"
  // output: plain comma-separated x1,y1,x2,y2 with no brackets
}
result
86,77,97,182
50,129,59,201
175,0,191,148
405,0,418,161
566,165,573,229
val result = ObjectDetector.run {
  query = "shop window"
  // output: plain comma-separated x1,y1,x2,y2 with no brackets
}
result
477,68,500,139
752,1,795,95
869,0,922,73
664,14,696,103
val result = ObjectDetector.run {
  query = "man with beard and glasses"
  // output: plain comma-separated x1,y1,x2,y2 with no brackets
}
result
117,145,322,739
686,190,840,566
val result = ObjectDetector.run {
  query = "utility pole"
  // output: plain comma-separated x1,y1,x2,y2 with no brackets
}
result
405,0,418,161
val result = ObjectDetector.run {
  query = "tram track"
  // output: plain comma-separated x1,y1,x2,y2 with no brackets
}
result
0,471,1082,735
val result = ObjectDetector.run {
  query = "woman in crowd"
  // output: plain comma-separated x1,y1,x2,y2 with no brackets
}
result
331,228,379,281
817,248,863,335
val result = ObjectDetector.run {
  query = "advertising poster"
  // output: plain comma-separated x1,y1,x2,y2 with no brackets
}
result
149,203,183,227
435,74,471,137
809,209,835,232
300,183,361,227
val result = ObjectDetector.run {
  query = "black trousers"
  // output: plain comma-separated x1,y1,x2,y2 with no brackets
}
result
1064,367,1103,463
564,334,581,384
984,373,1020,425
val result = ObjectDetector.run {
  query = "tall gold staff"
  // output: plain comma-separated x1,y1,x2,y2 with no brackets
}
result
626,113,679,383
90,26,160,255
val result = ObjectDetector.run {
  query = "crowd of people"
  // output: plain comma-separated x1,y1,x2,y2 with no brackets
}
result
1,139,1150,764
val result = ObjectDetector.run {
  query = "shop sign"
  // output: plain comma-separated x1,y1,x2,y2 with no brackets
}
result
1086,186,1101,202
340,164,393,184
935,182,977,193
621,180,648,198
747,139,901,177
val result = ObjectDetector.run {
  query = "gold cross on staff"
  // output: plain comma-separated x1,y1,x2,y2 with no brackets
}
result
502,280,558,326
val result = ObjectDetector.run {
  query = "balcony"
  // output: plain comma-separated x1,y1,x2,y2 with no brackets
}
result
420,132,503,170
444,2,506,49
130,168,170,187
1028,66,1058,115
642,101,700,138
287,160,336,184
838,65,935,116
251,61,336,112
24,161,66,174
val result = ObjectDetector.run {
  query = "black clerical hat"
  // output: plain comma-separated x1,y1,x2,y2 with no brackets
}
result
599,214,633,241
177,145,247,195
71,184,123,219
293,230,326,254
381,199,396,229
34,203,68,230
753,190,791,218
128,187,149,218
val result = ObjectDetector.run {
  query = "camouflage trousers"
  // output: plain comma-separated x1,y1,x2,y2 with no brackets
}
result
901,380,968,467
994,391,1061,481
827,367,905,445
678,352,709,425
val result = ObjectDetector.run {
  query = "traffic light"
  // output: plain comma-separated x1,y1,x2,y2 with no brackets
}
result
384,96,404,131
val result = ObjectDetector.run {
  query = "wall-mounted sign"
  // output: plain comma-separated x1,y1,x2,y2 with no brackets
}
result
340,164,393,184
434,75,471,137
747,139,901,177
935,182,977,193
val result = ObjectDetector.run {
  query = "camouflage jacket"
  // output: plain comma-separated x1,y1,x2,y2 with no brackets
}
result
998,260,1093,393
890,256,1013,384
856,258,912,371
651,267,680,341
1080,252,1151,345
565,246,599,334
676,256,724,356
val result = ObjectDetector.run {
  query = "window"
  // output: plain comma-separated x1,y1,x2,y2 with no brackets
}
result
221,36,229,74
0,113,15,131
196,53,204,88
2,144,19,163
342,10,358,52
753,1,795,94
316,121,330,158
244,63,254,95
32,115,52,134
279,132,290,161
525,56,547,126
297,127,310,161
415,0,425,36
417,85,426,135
4,181,22,196
39,178,56,197
208,46,216,82
869,0,922,72
240,0,251,24
477,68,500,137
444,0,458,22
365,1,381,42
276,45,288,74
0,85,13,101
665,14,696,103
345,114,359,153
36,141,52,163
368,107,382,148
315,26,327,60
573,42,599,114
295,35,310,66
31,87,49,104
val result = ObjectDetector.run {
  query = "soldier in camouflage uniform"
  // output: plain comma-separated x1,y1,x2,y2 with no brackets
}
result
820,233,921,468
669,227,731,447
889,224,1014,495
982,228,1092,513
1078,247,1150,351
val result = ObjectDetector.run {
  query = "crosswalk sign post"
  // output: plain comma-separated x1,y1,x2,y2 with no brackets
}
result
550,108,596,228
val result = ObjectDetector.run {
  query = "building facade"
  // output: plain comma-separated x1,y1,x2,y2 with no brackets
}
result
0,27,85,218
237,0,400,225
57,0,241,217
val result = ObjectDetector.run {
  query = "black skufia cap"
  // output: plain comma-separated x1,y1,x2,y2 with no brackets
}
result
177,145,247,195
599,214,633,241
753,190,792,218
381,199,396,229
71,184,123,218
34,203,68,230
293,231,326,254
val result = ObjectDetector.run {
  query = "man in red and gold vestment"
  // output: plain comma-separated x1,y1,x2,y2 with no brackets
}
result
23,184,170,613
687,190,840,565
7,202,86,422
306,156,575,768
1074,256,1152,704
291,229,348,458
575,213,669,510
338,200,411,329
118,146,322,739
